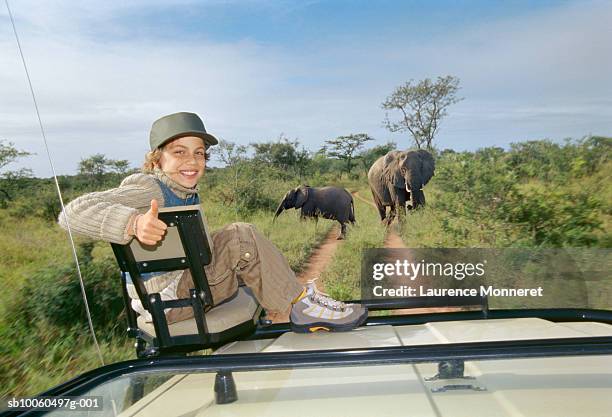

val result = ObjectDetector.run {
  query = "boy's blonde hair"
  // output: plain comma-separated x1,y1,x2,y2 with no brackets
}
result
142,149,163,173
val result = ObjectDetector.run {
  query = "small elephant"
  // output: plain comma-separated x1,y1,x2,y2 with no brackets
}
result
274,185,355,239
367,149,435,225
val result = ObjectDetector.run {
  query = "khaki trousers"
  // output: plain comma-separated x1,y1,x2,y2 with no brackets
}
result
132,222,304,323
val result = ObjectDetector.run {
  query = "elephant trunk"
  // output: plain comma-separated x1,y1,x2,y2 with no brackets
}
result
273,200,286,222
411,187,426,208
405,177,425,208
404,175,423,193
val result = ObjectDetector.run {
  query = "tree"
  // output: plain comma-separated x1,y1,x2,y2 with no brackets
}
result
322,134,373,176
0,140,33,203
382,75,462,150
78,153,131,183
213,140,248,167
0,140,32,172
251,134,311,179
108,159,131,175
357,141,397,173
211,140,249,219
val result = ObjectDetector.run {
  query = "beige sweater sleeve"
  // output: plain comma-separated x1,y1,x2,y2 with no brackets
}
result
58,173,165,244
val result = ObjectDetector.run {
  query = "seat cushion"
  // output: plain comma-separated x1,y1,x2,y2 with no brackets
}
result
137,287,260,336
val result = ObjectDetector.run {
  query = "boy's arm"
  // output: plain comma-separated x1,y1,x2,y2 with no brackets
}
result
58,174,164,244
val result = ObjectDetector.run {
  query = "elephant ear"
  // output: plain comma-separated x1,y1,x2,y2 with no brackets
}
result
383,150,405,189
417,150,435,187
295,186,309,208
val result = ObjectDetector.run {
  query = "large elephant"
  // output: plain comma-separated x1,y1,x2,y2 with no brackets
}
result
274,185,355,239
367,149,435,225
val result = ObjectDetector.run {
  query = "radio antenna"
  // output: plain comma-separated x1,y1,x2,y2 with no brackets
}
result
5,0,105,367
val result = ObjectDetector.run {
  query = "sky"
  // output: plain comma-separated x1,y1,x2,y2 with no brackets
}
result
1,0,611,176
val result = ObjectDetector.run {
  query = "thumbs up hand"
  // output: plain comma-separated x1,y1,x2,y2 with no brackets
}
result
134,199,167,245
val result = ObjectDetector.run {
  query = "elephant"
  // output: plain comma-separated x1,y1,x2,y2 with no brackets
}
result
367,149,435,225
274,185,355,239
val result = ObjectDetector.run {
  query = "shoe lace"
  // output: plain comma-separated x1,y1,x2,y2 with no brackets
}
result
307,278,346,311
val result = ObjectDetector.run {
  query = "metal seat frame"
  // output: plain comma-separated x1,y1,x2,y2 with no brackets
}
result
111,205,260,357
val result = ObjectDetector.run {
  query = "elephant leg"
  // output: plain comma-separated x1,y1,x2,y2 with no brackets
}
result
337,222,347,240
378,206,387,222
378,206,387,223
372,195,387,222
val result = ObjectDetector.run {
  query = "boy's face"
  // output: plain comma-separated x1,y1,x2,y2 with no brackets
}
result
157,136,206,188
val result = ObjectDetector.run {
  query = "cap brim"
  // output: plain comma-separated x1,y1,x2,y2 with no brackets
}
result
160,131,219,148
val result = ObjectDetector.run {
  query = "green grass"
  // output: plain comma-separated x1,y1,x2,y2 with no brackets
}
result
0,211,72,315
320,181,386,300
0,322,133,397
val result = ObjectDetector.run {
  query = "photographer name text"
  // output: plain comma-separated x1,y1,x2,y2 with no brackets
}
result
372,285,543,297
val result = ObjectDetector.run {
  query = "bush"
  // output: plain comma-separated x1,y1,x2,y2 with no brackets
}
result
434,149,517,216
502,185,602,246
204,161,300,216
13,251,124,333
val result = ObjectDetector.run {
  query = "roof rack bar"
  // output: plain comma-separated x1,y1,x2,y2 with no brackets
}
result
354,296,487,310
246,308,612,341
36,336,612,400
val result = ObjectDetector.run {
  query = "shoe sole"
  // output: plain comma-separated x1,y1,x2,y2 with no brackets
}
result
290,309,368,334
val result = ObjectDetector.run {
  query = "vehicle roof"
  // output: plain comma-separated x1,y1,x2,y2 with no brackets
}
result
116,317,612,417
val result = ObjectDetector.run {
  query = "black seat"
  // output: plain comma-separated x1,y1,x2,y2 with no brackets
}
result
111,204,261,357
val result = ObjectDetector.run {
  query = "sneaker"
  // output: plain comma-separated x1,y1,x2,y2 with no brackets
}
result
130,279,180,323
290,281,368,333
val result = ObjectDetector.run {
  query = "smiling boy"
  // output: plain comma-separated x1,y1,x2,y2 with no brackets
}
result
58,112,368,333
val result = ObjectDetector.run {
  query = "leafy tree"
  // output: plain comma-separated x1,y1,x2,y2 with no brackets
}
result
211,140,251,218
322,134,374,176
570,136,611,177
78,153,131,184
506,136,612,182
251,135,311,179
308,150,337,175
382,75,462,149
0,140,33,203
109,159,131,175
0,140,32,171
213,140,248,167
357,141,397,173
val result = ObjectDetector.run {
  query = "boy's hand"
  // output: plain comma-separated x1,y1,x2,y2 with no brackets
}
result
135,199,167,245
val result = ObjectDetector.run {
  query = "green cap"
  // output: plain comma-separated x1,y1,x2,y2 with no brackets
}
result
149,112,219,150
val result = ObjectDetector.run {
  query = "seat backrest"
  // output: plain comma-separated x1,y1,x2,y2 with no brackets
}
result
113,204,215,306
128,204,215,264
